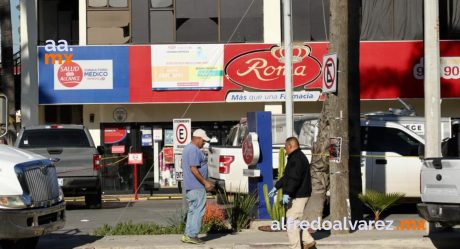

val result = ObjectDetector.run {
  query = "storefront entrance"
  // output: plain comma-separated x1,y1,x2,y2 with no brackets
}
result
99,121,237,194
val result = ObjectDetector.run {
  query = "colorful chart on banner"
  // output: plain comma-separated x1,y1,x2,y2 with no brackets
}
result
151,44,224,90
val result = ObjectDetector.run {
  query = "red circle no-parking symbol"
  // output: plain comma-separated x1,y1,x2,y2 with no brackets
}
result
176,124,188,144
323,57,336,90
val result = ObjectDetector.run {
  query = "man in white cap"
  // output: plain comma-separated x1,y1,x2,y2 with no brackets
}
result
181,128,214,244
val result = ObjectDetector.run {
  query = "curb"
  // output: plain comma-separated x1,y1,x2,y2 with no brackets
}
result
64,195,215,202
75,239,436,249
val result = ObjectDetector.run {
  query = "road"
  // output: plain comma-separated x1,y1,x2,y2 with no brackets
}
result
61,199,185,235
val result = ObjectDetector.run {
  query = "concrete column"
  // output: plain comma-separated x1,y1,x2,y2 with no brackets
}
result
20,0,39,127
424,0,442,157
264,104,283,115
79,0,87,45
263,0,281,43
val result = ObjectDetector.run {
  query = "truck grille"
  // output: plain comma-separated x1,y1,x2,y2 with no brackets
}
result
15,160,61,207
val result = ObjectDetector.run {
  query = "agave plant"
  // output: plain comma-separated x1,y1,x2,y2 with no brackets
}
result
358,190,405,221
217,187,258,232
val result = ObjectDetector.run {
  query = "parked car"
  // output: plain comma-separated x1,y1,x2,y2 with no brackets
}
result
0,145,65,249
208,112,454,199
15,125,103,209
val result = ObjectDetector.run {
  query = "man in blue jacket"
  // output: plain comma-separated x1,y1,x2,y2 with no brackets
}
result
269,137,315,249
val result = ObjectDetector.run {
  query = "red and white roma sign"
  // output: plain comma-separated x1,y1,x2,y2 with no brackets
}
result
242,132,260,166
225,45,322,91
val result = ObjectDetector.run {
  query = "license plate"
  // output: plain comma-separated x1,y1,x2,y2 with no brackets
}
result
175,172,183,181
58,178,64,186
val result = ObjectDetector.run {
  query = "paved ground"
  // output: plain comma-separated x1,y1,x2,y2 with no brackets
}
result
36,228,460,249
63,199,186,235
31,198,460,249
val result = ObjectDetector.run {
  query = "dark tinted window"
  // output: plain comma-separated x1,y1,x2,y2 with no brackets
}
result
363,126,420,156
19,129,90,148
291,0,330,41
221,0,263,42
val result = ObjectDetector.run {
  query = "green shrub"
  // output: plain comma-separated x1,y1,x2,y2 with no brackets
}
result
358,190,405,221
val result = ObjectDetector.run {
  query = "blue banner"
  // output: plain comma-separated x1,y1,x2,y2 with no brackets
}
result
38,46,130,104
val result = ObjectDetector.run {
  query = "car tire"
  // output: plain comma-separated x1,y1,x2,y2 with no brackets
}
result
0,237,39,249
85,193,102,209
178,181,182,193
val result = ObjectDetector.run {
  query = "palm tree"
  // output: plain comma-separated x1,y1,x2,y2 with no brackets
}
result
0,0,17,144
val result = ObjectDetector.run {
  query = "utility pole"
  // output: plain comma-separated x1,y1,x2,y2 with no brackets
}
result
328,0,362,234
423,0,441,158
283,0,294,138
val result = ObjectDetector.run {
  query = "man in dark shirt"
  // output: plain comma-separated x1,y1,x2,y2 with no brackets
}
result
269,137,315,249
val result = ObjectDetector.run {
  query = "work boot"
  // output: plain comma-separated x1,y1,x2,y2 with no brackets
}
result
303,241,316,249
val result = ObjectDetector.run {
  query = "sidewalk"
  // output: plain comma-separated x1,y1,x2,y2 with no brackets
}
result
38,226,460,249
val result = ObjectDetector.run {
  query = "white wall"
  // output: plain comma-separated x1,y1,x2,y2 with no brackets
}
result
79,0,87,45
263,0,281,43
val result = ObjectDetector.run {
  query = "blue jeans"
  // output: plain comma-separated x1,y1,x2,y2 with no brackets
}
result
184,188,206,237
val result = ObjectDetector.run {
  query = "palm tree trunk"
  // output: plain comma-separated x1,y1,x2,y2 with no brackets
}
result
0,0,17,144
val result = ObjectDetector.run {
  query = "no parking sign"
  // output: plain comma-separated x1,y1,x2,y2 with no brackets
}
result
322,53,337,94
173,119,191,153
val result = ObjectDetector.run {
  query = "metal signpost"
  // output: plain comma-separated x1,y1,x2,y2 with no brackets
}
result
128,153,143,200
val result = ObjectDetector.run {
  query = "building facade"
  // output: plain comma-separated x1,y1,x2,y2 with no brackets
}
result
21,0,460,193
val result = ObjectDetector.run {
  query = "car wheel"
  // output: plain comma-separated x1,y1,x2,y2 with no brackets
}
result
178,181,182,193
0,237,39,249
85,192,102,209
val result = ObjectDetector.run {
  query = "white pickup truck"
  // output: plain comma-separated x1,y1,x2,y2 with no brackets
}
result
208,114,319,193
208,112,454,199
417,123,460,230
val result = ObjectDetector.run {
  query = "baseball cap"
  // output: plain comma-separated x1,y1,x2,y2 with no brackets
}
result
193,129,210,142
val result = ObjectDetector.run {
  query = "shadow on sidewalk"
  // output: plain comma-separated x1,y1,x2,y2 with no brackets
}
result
200,233,232,242
36,233,103,249
428,228,460,249
66,201,135,210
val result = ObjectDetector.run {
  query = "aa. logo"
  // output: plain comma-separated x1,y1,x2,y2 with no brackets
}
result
44,40,74,65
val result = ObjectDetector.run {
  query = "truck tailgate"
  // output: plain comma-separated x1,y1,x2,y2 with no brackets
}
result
421,158,460,204
24,147,96,177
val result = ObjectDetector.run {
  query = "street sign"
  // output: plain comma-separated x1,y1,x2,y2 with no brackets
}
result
173,119,191,153
322,53,338,93
128,153,143,165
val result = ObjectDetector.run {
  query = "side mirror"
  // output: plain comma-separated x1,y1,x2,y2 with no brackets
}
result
97,145,105,155
0,95,7,138
418,144,425,160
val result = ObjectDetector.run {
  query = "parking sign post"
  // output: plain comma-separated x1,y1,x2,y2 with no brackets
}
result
128,153,143,200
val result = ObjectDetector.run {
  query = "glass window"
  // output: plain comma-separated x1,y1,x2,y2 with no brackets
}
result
175,0,218,42
150,11,175,43
109,0,128,8
88,0,108,8
151,0,173,8
18,129,90,148
365,126,420,156
291,0,329,41
220,0,263,42
88,0,129,8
